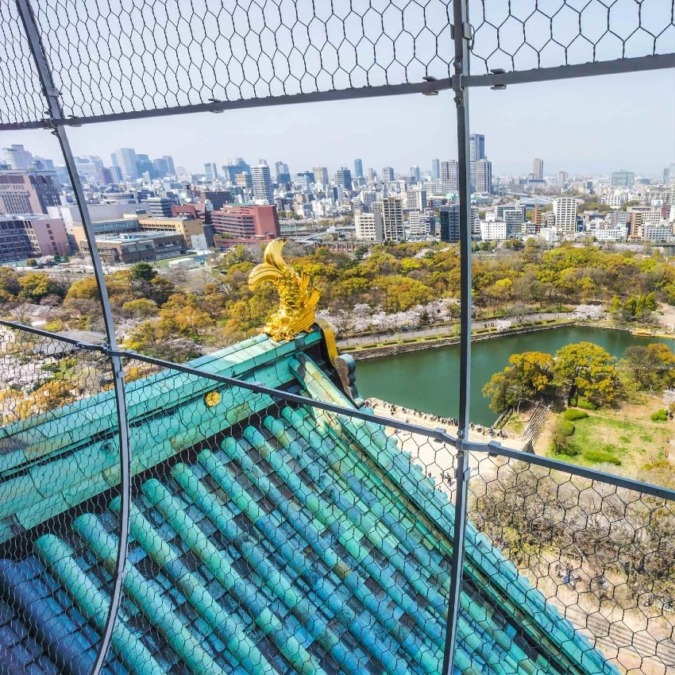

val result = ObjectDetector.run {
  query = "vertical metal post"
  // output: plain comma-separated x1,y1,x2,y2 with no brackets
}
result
15,1,131,673
442,0,472,671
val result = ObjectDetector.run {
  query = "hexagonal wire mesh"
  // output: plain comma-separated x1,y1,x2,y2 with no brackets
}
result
31,0,455,120
0,324,124,672
468,453,675,674
469,0,675,75
0,0,45,126
53,354,463,673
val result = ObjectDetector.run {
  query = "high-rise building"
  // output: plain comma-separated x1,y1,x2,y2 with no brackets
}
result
431,159,440,180
204,163,219,181
440,160,458,193
0,214,69,261
381,166,395,182
274,161,289,181
162,155,175,176
474,159,492,194
553,197,577,233
439,204,479,242
611,170,635,187
355,212,382,242
74,156,104,182
373,197,403,241
312,166,329,186
469,134,486,162
469,134,486,190
532,158,544,180
557,171,568,190
409,166,421,183
406,188,427,211
135,154,153,178
336,167,353,191
367,168,377,181
0,171,61,214
222,158,251,183
236,172,252,189
295,172,315,191
354,159,363,179
251,164,274,203
111,148,138,179
2,144,34,170
152,157,170,178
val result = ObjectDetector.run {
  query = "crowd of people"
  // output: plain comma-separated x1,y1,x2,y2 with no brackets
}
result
365,398,509,438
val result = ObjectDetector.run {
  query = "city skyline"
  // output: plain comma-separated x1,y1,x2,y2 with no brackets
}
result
1,70,672,177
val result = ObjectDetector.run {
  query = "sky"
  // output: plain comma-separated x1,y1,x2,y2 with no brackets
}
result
1,69,673,178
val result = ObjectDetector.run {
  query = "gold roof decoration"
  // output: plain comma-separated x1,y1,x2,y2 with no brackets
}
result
249,239,320,342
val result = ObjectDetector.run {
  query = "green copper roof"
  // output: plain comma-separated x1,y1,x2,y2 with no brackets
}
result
0,332,617,673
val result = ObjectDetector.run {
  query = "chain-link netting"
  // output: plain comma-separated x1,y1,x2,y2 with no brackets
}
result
470,0,675,75
0,324,124,673
3,0,674,126
468,453,675,674
31,0,455,120
0,0,45,126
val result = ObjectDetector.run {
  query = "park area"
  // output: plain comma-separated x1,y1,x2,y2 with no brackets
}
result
534,397,674,488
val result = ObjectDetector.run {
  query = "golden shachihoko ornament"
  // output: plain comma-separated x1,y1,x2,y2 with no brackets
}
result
249,239,320,342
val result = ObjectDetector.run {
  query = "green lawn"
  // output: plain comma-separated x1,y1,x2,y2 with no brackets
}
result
546,409,671,478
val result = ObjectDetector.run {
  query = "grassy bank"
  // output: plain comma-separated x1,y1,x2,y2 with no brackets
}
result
538,399,673,488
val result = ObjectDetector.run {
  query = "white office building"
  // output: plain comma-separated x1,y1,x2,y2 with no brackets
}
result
373,197,404,242
553,197,577,233
480,220,507,241
355,212,383,242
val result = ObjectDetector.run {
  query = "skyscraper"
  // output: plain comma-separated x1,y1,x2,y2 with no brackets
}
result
532,158,544,180
440,160,458,193
312,166,329,185
204,163,219,181
439,204,479,242
162,155,176,176
336,167,353,191
469,134,486,162
553,197,577,233
111,148,138,179
469,134,486,190
474,159,492,194
381,167,395,182
431,159,440,180
611,170,635,187
409,166,420,183
135,154,153,178
354,159,363,179
251,164,274,203
2,144,34,170
373,197,404,241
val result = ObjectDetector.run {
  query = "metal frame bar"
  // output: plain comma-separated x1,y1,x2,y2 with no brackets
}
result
13,2,131,672
467,53,675,87
442,1,473,670
1,53,673,132
4,0,675,670
4,315,675,504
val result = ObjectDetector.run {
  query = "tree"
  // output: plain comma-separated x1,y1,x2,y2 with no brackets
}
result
18,272,60,302
624,344,675,392
66,276,100,301
553,342,623,408
130,262,157,283
122,298,158,318
482,351,554,413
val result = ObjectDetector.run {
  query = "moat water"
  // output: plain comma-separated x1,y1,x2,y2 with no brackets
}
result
355,327,675,426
